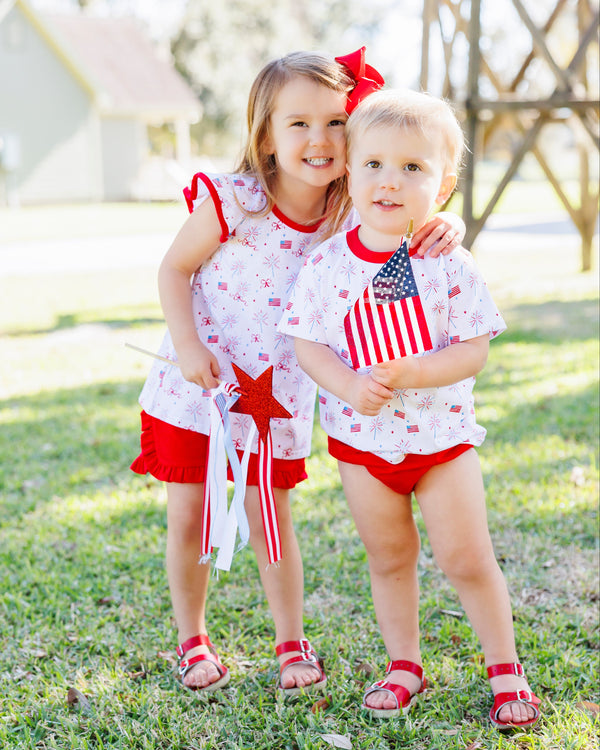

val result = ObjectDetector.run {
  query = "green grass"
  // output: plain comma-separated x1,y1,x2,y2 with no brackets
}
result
0,204,598,749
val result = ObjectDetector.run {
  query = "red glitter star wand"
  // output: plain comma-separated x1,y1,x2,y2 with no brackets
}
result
229,363,292,565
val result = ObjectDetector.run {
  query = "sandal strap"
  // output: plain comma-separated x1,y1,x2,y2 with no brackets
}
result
176,633,213,658
275,638,314,657
491,690,541,720
364,680,413,710
386,660,424,681
179,651,227,679
487,662,526,679
276,639,325,686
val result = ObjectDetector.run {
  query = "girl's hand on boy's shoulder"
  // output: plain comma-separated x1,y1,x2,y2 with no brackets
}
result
371,357,421,391
411,212,466,258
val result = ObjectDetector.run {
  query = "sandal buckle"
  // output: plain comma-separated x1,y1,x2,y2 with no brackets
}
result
298,638,311,654
516,689,532,703
179,659,189,676
513,662,525,677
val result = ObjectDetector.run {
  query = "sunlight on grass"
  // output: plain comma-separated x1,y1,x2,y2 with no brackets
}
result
0,201,598,749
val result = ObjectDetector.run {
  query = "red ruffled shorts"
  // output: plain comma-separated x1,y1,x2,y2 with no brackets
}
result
328,436,473,495
131,410,307,488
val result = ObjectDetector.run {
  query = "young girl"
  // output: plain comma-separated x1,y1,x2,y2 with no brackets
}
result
282,89,541,728
131,51,465,696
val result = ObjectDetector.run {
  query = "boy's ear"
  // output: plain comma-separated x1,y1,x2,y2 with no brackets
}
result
435,173,457,205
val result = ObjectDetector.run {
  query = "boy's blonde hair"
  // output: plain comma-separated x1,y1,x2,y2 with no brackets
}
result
346,89,465,176
235,51,354,236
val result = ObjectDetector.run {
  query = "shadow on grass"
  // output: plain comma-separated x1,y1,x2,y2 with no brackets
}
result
3,313,164,338
1,370,597,531
0,380,146,526
499,297,598,343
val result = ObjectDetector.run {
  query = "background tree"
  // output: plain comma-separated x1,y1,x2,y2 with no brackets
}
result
170,0,404,159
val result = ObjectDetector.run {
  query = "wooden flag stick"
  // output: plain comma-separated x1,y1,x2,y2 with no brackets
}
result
125,342,180,367
406,217,414,240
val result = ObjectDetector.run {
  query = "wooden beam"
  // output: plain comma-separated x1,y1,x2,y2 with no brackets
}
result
463,0,482,231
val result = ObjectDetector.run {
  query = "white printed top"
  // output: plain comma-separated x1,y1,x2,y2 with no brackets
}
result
139,172,333,459
279,226,507,463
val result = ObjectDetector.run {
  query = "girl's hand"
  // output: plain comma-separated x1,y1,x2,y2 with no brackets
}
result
348,373,395,416
411,212,466,258
178,340,221,390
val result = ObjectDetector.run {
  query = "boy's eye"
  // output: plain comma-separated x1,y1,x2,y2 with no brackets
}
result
329,119,346,127
405,163,421,172
365,160,381,169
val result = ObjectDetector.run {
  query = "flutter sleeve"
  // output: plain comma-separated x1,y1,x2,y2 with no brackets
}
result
183,172,267,243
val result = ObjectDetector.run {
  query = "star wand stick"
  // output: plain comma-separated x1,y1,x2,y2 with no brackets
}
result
124,342,180,367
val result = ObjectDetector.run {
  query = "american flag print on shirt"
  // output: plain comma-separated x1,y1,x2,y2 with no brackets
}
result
343,236,433,370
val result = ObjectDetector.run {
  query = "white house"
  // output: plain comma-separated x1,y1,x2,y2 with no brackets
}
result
0,0,201,205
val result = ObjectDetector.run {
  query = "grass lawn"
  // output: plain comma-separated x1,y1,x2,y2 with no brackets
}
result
0,202,598,749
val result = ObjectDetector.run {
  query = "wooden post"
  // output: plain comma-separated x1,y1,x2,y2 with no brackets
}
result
463,0,481,249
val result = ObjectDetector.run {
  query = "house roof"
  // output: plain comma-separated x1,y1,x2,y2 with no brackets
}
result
7,0,200,120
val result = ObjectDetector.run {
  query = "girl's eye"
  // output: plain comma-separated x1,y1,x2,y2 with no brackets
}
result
405,163,421,172
291,121,307,127
365,160,381,169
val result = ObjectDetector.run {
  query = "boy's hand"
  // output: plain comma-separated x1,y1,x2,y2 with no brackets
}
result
411,212,466,258
371,357,421,391
349,373,395,416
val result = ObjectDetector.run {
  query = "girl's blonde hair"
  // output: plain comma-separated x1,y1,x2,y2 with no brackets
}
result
234,51,355,237
346,89,466,176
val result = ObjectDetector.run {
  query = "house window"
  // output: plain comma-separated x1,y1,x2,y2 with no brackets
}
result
148,124,176,158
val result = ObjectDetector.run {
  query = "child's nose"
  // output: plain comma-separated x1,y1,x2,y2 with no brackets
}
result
309,125,328,146
379,168,401,189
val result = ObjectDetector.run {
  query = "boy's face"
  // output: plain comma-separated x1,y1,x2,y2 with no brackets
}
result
347,123,457,251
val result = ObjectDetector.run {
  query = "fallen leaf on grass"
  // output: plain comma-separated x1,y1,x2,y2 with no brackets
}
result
12,667,34,682
157,650,178,664
319,734,352,749
126,669,147,680
28,648,48,659
464,743,483,750
311,695,331,713
354,661,375,676
95,596,116,606
67,687,91,713
576,701,599,717
440,608,463,618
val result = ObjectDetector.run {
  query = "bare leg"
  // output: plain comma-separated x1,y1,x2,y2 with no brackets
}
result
244,486,322,689
338,461,423,710
166,481,219,689
416,449,536,725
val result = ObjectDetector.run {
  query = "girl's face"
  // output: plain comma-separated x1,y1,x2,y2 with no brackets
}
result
265,76,348,196
347,123,456,252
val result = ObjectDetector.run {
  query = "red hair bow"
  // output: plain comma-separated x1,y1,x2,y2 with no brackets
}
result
335,46,385,114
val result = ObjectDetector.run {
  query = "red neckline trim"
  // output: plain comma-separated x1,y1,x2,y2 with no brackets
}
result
273,204,323,233
346,225,400,262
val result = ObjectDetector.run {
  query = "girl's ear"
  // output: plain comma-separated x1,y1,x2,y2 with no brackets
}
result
435,173,457,206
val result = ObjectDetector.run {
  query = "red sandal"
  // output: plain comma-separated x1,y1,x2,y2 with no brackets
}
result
275,638,327,696
487,662,541,729
176,634,230,693
362,660,426,718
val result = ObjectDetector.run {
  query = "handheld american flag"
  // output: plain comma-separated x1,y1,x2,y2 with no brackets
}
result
344,232,433,370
